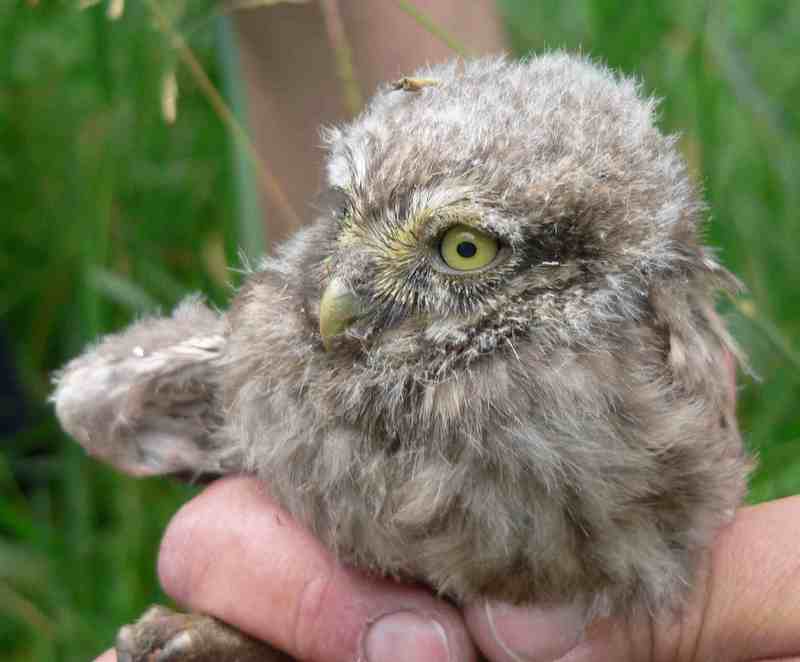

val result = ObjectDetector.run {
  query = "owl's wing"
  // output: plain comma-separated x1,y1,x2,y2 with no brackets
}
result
52,296,232,479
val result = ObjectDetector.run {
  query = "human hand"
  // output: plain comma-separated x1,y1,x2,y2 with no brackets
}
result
95,477,800,662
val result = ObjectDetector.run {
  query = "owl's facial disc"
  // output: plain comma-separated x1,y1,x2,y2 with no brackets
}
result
314,197,522,353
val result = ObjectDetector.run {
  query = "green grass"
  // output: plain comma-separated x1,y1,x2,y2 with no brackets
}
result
1,2,239,659
1,1,799,659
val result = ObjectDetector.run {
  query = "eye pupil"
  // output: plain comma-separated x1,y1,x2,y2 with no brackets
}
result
456,241,477,258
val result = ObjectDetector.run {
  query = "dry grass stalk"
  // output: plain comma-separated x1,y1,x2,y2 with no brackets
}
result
146,0,302,230
107,0,125,21
161,70,179,124
319,0,362,116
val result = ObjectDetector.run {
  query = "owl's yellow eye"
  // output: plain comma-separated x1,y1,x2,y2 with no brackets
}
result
439,224,499,271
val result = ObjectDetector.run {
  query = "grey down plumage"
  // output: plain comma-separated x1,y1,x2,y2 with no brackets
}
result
54,53,750,618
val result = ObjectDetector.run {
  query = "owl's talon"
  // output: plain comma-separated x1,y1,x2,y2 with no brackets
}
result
153,630,193,661
114,604,292,662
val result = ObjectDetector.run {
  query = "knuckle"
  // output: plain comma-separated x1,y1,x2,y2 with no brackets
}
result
292,566,336,661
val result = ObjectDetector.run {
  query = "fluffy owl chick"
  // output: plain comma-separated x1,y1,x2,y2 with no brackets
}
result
54,54,749,625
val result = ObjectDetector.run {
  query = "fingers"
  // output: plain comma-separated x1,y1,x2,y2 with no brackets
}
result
697,496,800,661
466,497,800,662
94,650,116,662
155,476,800,662
157,476,478,662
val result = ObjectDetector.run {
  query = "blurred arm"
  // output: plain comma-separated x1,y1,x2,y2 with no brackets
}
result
233,0,507,249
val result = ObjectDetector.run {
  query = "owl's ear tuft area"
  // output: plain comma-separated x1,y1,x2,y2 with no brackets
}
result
51,296,230,479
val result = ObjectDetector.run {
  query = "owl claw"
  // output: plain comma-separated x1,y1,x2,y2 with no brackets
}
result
114,604,292,662
149,631,190,661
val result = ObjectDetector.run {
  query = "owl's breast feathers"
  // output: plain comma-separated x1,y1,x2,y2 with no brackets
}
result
223,251,747,611
219,54,749,613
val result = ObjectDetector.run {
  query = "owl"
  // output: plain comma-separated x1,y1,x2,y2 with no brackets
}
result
53,54,750,661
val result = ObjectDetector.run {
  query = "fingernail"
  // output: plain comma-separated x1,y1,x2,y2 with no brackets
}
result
364,611,451,662
486,601,585,662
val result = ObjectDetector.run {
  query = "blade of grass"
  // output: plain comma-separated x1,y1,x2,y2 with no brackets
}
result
0,582,54,640
734,298,800,374
319,0,362,116
87,266,160,314
214,15,265,260
227,0,309,10
393,0,470,57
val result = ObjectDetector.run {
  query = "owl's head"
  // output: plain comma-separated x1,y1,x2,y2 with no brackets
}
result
271,53,713,377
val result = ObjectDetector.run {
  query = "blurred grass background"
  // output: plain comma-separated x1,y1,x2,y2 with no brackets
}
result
1,1,798,659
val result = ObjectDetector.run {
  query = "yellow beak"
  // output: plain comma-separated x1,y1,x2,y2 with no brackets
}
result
319,278,359,350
